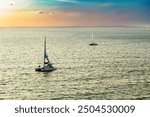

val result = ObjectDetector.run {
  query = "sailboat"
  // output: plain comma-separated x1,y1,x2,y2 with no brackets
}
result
89,32,98,46
35,37,56,72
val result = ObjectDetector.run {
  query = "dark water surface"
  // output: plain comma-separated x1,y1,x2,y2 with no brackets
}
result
0,27,150,99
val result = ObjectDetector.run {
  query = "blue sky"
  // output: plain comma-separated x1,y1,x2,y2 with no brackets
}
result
31,0,150,18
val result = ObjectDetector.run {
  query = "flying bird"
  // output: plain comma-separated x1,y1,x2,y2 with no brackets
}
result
51,12,56,14
10,3,14,6
39,11,44,14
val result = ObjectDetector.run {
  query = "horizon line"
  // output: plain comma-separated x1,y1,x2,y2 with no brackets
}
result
0,25,150,28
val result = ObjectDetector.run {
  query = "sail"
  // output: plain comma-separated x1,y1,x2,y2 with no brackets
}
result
44,37,50,64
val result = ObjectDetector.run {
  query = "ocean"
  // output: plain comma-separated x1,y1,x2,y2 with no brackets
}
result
0,27,150,99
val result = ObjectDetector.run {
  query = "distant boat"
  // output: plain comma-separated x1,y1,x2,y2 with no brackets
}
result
89,32,98,46
35,37,56,72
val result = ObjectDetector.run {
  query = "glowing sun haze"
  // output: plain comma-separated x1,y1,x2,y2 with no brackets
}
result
0,0,150,27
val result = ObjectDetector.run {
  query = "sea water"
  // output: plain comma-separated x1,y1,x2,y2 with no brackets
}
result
0,27,150,99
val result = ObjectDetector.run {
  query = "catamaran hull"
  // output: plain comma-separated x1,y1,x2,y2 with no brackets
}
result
89,43,98,46
35,67,56,72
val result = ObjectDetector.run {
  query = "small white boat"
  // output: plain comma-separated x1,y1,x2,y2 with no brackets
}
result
35,37,56,72
89,32,98,46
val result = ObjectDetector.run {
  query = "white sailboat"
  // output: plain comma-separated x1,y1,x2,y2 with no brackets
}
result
89,32,98,46
35,37,56,72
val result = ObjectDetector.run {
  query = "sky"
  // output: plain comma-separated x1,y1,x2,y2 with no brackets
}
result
0,0,150,27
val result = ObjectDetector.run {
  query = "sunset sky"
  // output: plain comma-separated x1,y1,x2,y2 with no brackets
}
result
0,0,150,27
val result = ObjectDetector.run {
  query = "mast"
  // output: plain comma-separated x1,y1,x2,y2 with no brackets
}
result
92,32,94,43
44,37,46,64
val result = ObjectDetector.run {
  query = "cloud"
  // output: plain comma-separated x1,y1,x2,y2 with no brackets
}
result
1,0,150,27
55,0,78,3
